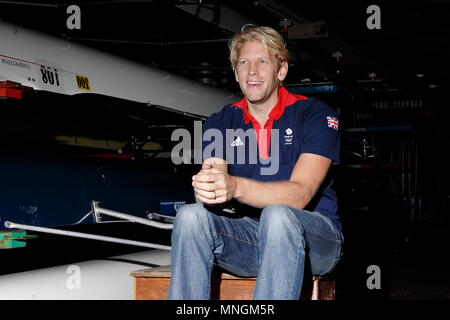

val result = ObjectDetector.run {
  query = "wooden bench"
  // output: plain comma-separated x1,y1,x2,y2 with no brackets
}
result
130,265,336,300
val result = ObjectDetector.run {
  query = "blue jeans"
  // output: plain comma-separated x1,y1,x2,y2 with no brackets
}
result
168,203,343,300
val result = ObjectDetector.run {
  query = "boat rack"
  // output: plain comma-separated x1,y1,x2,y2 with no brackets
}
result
3,200,174,250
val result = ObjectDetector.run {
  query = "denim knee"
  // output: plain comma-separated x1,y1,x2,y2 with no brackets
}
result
172,203,209,236
260,204,303,238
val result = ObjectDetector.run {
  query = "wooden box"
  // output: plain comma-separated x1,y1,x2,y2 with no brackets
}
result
131,265,335,300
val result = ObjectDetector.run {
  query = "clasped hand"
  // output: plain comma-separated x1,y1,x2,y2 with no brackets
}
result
192,162,236,204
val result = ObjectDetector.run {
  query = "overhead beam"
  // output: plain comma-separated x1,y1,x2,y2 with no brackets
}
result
175,2,260,33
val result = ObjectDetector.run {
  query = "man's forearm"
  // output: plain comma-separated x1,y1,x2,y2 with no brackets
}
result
232,176,312,209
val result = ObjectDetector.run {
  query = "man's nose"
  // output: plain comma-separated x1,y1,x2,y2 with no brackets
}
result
248,62,258,75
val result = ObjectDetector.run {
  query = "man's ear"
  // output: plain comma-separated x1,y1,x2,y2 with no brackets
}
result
277,62,288,81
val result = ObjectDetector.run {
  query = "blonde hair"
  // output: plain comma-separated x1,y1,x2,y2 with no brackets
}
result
228,24,289,71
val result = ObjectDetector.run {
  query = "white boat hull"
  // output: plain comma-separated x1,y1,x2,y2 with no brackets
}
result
0,250,170,300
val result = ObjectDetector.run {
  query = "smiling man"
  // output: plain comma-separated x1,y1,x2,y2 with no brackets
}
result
168,25,343,300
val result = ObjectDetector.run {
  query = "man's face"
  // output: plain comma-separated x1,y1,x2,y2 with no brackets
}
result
234,41,288,107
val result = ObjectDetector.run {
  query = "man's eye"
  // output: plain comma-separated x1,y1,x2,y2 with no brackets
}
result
239,60,248,65
259,59,269,64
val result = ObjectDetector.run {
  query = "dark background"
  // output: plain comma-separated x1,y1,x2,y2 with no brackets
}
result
1,0,450,299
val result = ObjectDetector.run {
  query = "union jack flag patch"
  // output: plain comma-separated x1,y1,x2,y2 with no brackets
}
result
327,116,339,130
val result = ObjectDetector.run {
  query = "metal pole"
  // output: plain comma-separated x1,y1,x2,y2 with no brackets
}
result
3,221,171,251
92,202,173,230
